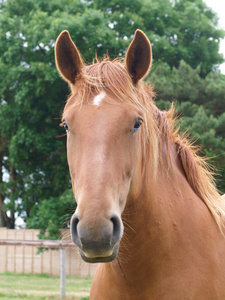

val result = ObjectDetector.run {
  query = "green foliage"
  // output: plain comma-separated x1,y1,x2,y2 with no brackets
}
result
150,62,225,192
178,106,225,192
0,0,74,227
92,0,224,76
26,189,75,239
0,0,224,233
150,60,225,115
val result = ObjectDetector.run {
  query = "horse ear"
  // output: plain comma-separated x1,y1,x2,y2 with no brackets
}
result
125,30,152,84
55,30,84,85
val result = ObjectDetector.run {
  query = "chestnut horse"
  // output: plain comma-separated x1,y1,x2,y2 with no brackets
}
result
55,30,225,299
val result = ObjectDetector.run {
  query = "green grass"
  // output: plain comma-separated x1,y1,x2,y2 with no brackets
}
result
0,272,92,299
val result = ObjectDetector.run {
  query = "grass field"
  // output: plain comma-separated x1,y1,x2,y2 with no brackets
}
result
0,272,93,300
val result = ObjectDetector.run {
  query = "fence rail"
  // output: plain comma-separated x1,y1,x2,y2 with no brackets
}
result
0,239,75,248
0,228,97,277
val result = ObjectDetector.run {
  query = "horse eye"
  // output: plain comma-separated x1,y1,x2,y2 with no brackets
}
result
133,119,143,132
63,122,69,132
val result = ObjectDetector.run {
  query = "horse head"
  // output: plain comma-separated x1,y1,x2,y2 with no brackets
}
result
55,30,152,263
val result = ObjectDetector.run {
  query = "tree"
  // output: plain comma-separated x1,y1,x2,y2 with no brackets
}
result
150,62,225,192
0,0,120,228
93,0,224,76
150,59,225,115
26,189,75,240
0,0,224,232
0,0,76,227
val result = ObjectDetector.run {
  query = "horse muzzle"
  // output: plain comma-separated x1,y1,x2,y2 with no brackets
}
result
70,211,123,263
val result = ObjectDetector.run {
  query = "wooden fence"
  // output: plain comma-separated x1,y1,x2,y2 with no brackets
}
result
0,228,97,277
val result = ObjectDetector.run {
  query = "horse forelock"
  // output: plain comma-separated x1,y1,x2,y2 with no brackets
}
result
65,57,155,108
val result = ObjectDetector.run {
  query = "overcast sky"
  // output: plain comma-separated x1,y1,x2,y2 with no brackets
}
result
204,0,225,73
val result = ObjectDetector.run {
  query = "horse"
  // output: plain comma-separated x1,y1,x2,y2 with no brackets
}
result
55,29,225,299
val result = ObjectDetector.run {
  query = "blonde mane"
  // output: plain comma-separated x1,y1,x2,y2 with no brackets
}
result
64,58,225,232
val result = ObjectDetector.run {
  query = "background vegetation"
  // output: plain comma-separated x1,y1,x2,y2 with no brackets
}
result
0,272,91,299
0,0,224,236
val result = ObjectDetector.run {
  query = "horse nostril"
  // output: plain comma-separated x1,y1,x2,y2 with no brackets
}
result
70,213,80,246
110,213,122,244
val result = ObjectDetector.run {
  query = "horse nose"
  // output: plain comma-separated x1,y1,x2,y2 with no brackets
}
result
70,211,123,260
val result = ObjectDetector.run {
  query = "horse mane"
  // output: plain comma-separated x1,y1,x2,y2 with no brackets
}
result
158,107,225,232
64,57,225,232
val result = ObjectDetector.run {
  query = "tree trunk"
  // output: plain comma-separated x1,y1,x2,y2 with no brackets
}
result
0,138,15,228
0,196,7,227
9,163,16,228
0,152,7,227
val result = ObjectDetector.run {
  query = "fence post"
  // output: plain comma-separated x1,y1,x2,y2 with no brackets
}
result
60,248,66,299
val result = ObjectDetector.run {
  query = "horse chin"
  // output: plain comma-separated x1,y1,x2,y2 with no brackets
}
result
79,245,119,263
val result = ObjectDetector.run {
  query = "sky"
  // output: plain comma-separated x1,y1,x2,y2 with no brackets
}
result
204,0,225,73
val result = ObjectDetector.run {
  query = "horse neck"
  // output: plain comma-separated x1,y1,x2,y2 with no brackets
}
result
113,137,219,285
